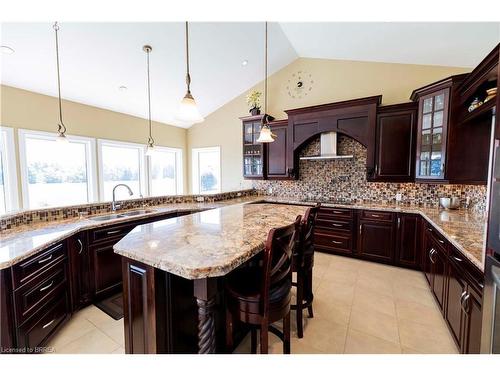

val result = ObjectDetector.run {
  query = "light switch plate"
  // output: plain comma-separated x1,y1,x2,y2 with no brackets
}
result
395,193,402,202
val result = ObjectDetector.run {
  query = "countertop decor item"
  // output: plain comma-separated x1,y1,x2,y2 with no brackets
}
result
53,22,69,144
439,197,461,210
142,45,155,156
468,97,483,112
484,87,497,103
175,22,204,125
246,90,262,115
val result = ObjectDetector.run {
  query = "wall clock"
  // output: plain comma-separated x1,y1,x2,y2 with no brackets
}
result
286,71,314,99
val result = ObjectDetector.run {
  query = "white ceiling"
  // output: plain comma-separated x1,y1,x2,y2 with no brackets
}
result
1,22,499,128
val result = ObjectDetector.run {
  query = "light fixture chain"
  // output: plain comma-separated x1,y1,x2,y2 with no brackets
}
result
53,21,66,134
185,21,191,92
146,48,153,145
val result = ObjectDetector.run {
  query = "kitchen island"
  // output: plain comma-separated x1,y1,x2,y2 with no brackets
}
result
113,202,308,354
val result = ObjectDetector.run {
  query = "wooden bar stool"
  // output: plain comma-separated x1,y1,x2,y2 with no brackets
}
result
225,216,302,354
291,203,320,338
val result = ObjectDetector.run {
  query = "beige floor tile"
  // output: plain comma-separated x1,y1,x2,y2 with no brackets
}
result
356,273,394,297
46,313,96,349
312,298,352,326
315,282,355,305
99,318,125,346
80,305,116,329
314,252,334,267
344,328,402,354
395,299,445,326
349,307,400,344
393,284,437,308
391,268,430,290
111,347,125,354
352,287,396,317
56,328,120,354
398,319,458,354
321,267,358,287
299,317,348,353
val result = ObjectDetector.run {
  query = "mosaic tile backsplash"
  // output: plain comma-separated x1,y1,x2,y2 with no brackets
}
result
254,135,487,212
0,189,257,231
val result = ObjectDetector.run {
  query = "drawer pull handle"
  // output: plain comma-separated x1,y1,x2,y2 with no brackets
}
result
77,239,84,254
427,228,433,232
438,239,445,244
331,240,343,244
332,211,342,214
452,256,463,262
38,254,53,264
370,214,381,217
39,281,54,292
107,229,121,235
332,223,343,227
42,319,55,329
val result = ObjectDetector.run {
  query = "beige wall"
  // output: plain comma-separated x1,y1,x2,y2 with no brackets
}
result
1,85,188,208
187,57,470,193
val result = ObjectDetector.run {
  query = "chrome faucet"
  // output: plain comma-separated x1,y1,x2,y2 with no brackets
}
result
111,184,134,211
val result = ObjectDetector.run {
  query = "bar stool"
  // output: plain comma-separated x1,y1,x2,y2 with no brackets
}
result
225,216,302,354
291,203,320,338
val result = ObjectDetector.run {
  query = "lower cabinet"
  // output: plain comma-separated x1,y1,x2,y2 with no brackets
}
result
431,243,448,312
69,232,92,311
357,211,395,263
91,241,124,299
396,214,421,269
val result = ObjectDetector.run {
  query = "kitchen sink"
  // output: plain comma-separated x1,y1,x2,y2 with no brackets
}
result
121,209,157,217
89,214,126,221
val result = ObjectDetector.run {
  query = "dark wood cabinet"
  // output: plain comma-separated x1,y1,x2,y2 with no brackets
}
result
395,214,421,269
313,207,355,255
462,286,482,354
446,257,467,345
266,120,292,179
358,211,395,263
69,232,92,311
371,103,417,182
241,115,271,179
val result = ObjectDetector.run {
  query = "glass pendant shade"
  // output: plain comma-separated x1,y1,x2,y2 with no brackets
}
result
145,143,155,156
175,92,204,124
256,125,275,143
55,131,69,144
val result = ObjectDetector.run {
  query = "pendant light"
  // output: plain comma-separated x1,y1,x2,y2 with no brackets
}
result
175,22,204,125
256,21,276,143
53,22,68,143
143,45,155,157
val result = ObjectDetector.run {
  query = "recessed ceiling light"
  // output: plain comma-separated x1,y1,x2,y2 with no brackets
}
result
1,45,15,54
241,59,248,67
119,85,128,91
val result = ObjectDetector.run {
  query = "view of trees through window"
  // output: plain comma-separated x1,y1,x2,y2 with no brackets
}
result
150,149,178,196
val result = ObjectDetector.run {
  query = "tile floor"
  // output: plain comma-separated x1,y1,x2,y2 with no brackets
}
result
46,253,458,354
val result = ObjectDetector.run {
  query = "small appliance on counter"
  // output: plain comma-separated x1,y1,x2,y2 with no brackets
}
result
439,197,461,210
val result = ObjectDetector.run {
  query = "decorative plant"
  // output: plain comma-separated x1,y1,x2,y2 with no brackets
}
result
246,90,262,110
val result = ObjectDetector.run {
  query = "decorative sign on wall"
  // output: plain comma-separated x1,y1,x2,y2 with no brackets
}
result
286,71,314,99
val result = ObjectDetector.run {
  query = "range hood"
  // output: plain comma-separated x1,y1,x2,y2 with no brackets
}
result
299,132,354,160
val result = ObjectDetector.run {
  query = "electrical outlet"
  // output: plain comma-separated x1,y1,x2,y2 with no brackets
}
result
196,196,204,202
395,193,402,202
237,192,242,197
268,187,273,195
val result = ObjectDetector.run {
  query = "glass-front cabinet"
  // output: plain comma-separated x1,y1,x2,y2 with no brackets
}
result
415,88,450,180
241,115,270,179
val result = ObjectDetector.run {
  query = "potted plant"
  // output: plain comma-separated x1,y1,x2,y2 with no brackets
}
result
246,90,262,115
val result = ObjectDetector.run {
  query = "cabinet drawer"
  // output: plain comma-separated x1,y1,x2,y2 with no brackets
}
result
314,232,352,253
317,207,353,220
316,218,351,232
449,246,484,295
89,223,134,245
425,224,448,250
17,293,69,350
13,242,66,288
14,260,68,325
360,210,394,222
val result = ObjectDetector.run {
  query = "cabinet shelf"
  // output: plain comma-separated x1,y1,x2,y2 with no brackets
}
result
460,99,496,125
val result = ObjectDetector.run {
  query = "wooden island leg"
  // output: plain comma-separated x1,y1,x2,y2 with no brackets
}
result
193,277,218,354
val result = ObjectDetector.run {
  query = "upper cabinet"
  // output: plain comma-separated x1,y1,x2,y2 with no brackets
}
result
241,115,273,179
370,102,418,182
411,75,467,182
266,120,292,180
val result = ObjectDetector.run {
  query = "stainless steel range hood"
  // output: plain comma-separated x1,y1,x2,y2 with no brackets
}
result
299,132,354,160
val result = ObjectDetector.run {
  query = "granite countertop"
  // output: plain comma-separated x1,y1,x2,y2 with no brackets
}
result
114,203,307,279
0,195,487,274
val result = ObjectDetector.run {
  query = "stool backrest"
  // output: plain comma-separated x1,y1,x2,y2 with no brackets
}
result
261,215,302,315
295,203,321,264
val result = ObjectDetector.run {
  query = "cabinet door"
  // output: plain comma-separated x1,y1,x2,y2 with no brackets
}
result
358,220,395,263
92,242,123,299
266,124,288,179
431,245,447,311
396,214,421,268
422,234,433,285
374,106,416,181
446,259,467,347
69,233,92,311
416,89,449,180
462,287,482,354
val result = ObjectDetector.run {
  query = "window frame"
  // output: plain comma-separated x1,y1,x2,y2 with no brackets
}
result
18,129,97,209
191,146,221,195
147,145,183,196
0,126,19,213
97,138,148,201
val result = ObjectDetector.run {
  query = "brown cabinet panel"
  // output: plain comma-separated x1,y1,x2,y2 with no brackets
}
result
69,232,92,311
314,231,353,255
431,244,447,311
446,259,467,346
316,218,352,232
373,103,417,182
358,220,395,263
462,286,482,354
396,214,421,269
360,210,394,222
92,242,123,299
317,207,353,220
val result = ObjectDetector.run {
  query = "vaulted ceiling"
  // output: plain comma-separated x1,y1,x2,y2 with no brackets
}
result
2,22,499,128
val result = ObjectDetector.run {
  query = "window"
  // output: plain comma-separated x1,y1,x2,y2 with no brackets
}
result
148,146,183,196
0,127,19,213
192,147,221,194
98,139,146,201
18,129,96,209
